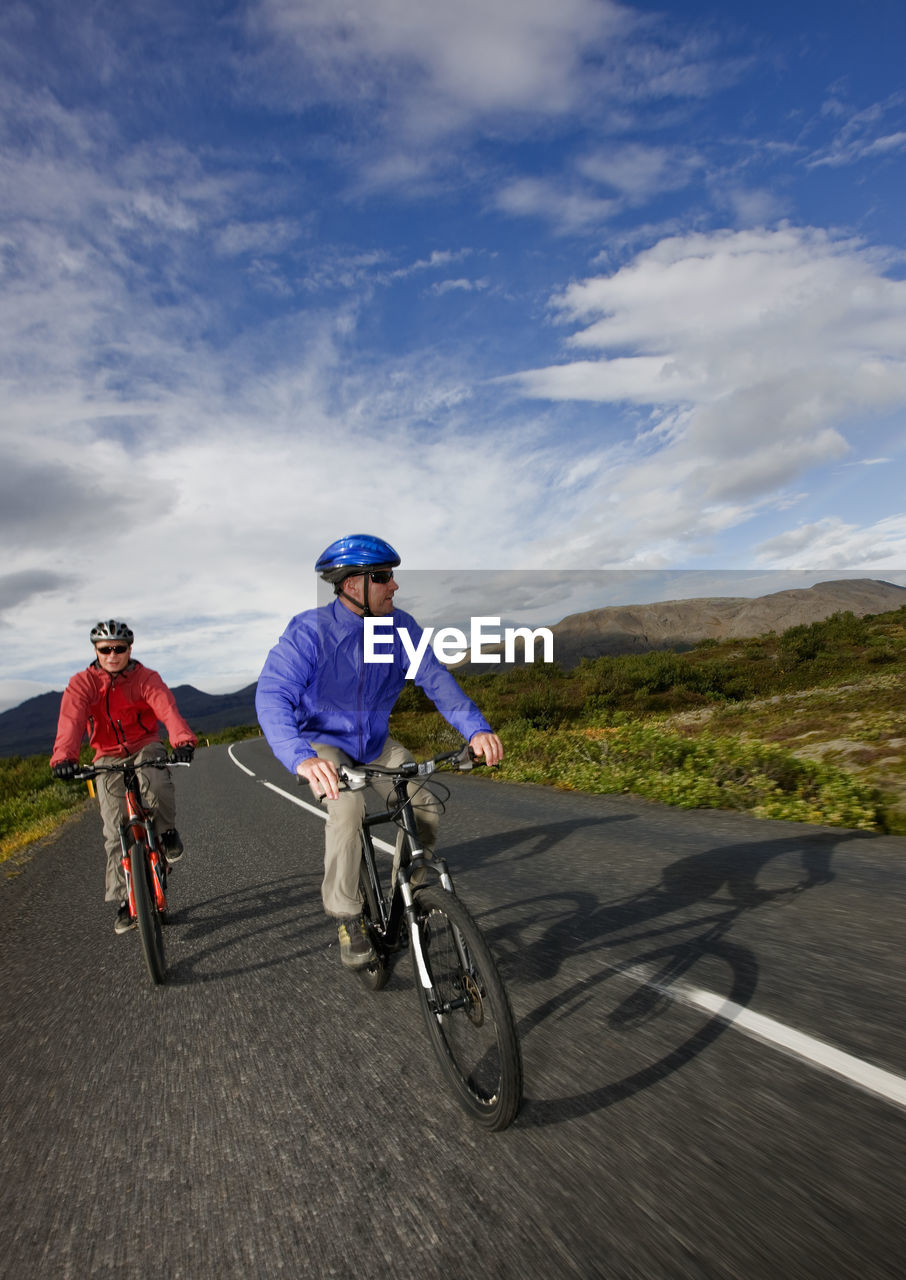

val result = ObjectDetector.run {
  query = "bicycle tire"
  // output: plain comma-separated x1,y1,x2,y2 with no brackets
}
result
130,841,166,985
411,886,522,1130
356,858,390,991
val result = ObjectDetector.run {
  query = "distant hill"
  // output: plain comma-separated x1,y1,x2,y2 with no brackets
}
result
456,577,906,672
4,578,905,756
0,682,259,759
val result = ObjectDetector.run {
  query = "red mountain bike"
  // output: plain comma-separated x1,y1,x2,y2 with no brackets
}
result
72,756,190,985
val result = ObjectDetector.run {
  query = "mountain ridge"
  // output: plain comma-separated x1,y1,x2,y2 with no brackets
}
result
453,577,906,671
2,577,904,757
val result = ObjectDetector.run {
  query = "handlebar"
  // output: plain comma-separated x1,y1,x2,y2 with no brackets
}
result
336,743,479,791
70,756,192,782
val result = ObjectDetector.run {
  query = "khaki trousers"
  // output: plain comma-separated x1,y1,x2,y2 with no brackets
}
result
310,737,441,918
95,744,176,901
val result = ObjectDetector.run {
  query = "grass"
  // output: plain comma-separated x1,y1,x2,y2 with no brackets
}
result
0,752,94,864
4,607,906,863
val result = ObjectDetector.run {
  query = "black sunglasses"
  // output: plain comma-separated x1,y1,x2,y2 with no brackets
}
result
96,644,129,655
368,570,396,584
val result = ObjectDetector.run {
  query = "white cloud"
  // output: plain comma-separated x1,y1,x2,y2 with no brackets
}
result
430,277,489,296
863,131,906,158
0,680,58,715
808,93,906,168
248,0,742,173
756,515,906,569
215,219,306,257
578,142,702,200
494,177,619,233
502,225,906,562
254,0,632,128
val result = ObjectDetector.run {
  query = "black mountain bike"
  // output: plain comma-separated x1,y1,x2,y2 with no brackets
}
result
338,744,522,1131
72,755,190,985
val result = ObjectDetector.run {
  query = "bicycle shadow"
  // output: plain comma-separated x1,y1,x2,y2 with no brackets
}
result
473,828,839,1127
435,811,636,871
516,913,758,1126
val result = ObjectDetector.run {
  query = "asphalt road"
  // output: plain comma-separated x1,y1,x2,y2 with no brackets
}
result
2,738,905,1279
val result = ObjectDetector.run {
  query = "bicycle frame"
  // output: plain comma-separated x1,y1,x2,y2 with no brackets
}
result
117,763,167,921
358,774,454,945
352,759,487,1009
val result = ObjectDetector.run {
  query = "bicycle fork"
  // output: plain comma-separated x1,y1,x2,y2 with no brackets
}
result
391,789,475,1014
401,876,477,1017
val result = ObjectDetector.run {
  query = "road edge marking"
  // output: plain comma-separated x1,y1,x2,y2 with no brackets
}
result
229,741,396,853
618,959,906,1112
685,986,906,1110
227,742,256,777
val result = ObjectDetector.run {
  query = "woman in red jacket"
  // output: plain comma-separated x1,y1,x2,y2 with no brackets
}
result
50,620,197,934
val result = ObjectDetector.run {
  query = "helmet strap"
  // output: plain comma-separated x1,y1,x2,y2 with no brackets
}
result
335,579,373,617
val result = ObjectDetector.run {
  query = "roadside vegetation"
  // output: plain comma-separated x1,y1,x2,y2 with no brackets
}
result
390,606,906,836
3,607,905,866
0,725,263,866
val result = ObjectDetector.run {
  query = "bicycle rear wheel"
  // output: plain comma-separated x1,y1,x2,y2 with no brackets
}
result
130,841,166,985
411,887,522,1130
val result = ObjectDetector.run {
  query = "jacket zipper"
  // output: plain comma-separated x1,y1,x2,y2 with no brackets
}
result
106,684,126,748
356,633,366,762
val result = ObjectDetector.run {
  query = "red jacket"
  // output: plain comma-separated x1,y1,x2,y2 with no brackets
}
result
51,660,197,764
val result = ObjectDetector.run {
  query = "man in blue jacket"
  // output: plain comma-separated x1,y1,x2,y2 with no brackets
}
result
256,534,503,969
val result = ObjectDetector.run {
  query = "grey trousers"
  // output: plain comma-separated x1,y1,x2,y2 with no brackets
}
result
95,743,176,901
310,737,441,918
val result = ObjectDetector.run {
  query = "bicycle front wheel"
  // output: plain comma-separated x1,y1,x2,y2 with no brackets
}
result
411,887,522,1130
130,842,166,985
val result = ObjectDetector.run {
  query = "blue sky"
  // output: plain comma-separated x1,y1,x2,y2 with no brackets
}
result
2,0,906,709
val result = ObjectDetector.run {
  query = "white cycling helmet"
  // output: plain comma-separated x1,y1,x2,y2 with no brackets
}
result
90,619,134,645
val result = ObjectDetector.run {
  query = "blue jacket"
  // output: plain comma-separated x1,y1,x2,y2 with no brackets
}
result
255,599,492,774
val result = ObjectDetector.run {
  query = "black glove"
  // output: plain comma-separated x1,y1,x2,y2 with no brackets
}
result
52,759,78,781
172,744,195,764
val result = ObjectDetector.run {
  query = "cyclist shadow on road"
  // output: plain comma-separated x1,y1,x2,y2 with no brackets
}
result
164,873,329,984
440,812,635,872
476,828,839,1127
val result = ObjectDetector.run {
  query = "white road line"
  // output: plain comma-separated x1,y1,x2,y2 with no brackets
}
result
260,780,397,854
685,987,906,1110
618,960,906,1112
227,742,256,777
229,740,906,1111
229,743,397,854
261,779,324,817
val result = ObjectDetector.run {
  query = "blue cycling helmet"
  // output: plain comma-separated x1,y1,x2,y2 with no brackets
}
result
315,534,401,584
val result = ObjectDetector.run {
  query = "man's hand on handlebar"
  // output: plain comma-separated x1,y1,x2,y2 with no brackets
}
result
51,759,78,781
171,744,195,764
296,755,341,801
468,732,504,767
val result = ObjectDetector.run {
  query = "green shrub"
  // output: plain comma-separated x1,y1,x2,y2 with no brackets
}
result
494,722,882,831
